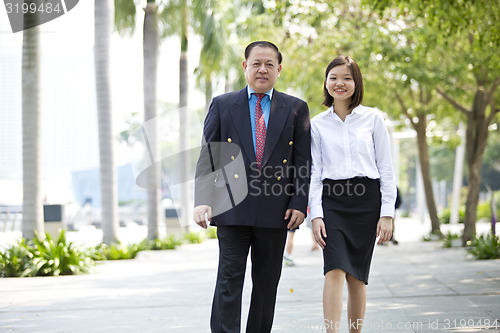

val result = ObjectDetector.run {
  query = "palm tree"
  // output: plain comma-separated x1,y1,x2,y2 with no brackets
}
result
192,0,231,112
94,0,119,244
22,13,43,240
143,1,162,239
114,0,162,239
115,0,243,235
178,0,191,229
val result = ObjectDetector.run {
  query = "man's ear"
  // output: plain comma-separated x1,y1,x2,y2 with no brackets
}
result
277,64,282,77
242,60,247,71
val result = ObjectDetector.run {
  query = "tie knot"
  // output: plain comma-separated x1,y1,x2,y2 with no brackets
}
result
254,93,266,102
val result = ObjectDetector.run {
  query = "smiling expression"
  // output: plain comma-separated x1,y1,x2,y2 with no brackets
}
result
243,46,282,94
325,64,355,103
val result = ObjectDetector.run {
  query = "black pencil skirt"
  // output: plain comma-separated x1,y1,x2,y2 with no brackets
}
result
321,177,381,285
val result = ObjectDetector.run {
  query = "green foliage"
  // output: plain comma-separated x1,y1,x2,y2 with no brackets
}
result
422,233,432,242
205,227,218,239
0,240,36,277
184,231,205,244
482,129,500,191
477,202,492,222
146,235,183,250
91,241,147,261
422,232,442,242
440,202,495,224
0,231,94,277
440,207,465,224
31,231,94,276
114,0,138,36
365,0,500,48
466,234,500,260
442,232,462,248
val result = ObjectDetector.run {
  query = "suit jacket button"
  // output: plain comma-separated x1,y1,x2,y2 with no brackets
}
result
277,176,282,181
282,159,287,164
227,138,232,143
234,174,239,179
288,141,293,145
231,155,235,160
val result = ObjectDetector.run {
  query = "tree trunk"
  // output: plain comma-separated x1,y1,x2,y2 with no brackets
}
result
179,0,191,229
463,89,491,245
415,114,442,236
144,2,161,240
450,122,465,224
225,74,233,93
95,0,119,244
22,14,42,240
205,73,212,115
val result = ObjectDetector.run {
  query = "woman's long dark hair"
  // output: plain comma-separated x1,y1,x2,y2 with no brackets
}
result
322,56,364,111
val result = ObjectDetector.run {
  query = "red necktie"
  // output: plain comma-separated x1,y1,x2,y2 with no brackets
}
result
254,93,267,169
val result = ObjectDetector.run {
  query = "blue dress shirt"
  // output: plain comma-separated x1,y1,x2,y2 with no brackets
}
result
247,86,273,154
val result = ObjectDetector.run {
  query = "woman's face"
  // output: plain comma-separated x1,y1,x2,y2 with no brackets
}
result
325,64,355,103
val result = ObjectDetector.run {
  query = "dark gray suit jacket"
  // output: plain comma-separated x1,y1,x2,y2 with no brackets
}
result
194,87,311,229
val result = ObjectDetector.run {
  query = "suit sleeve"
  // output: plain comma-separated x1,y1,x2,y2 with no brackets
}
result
287,101,311,215
194,98,221,207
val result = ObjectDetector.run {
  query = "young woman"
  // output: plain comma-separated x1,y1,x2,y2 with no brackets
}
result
309,56,396,333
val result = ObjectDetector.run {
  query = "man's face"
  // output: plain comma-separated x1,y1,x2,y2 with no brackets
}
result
242,46,282,94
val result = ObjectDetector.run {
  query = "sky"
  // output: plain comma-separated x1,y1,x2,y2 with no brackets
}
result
2,0,206,130
0,1,210,205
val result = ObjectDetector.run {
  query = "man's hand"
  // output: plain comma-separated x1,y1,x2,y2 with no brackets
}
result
376,216,393,245
284,209,305,230
193,205,212,229
312,218,327,249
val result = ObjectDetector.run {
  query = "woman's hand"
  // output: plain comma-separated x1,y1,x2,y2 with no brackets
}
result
312,218,327,249
376,216,393,245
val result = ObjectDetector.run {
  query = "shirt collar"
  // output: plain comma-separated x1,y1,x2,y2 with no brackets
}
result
330,104,365,116
351,105,365,114
247,86,274,101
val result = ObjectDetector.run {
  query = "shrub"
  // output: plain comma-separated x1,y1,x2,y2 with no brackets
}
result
184,231,205,244
466,234,500,260
31,230,94,276
147,235,183,250
439,207,465,224
0,231,94,277
422,232,442,242
92,241,146,261
476,202,492,222
442,232,462,248
0,240,36,277
206,227,218,239
440,201,498,224
422,234,432,242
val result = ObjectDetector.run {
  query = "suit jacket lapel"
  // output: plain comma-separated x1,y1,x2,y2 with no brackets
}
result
229,88,256,165
261,90,289,168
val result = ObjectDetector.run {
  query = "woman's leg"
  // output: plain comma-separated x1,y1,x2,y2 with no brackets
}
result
323,269,346,333
346,274,367,333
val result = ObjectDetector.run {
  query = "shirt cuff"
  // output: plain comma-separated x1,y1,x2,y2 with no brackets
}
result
380,204,395,218
309,205,324,220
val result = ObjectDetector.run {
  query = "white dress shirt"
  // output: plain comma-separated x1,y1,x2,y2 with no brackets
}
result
309,105,396,220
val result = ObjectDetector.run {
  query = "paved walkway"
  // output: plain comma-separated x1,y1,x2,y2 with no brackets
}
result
1,219,499,332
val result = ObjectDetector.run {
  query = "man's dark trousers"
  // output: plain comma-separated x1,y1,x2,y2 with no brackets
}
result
210,225,287,333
